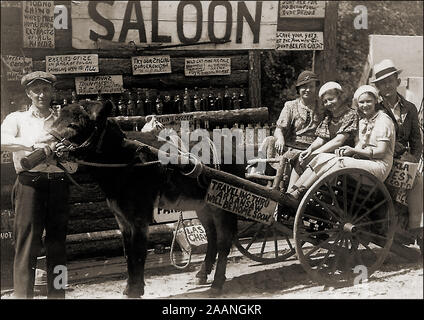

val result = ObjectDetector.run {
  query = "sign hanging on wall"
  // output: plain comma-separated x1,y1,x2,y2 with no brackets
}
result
75,75,124,95
46,54,99,74
71,1,278,50
185,57,231,76
22,1,55,48
154,208,197,224
276,1,326,51
205,179,277,225
1,55,33,81
131,55,172,75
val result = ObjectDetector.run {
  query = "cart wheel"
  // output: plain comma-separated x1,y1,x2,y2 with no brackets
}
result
235,217,296,264
294,168,396,286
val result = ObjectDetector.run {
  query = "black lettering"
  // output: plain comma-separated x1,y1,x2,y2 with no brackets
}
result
152,1,171,43
177,1,202,44
88,1,115,42
208,1,232,42
236,1,262,43
119,1,146,42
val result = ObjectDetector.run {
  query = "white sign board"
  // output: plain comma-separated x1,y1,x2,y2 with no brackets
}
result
185,57,231,76
385,160,418,190
2,55,33,81
22,1,55,48
132,55,172,75
276,31,324,50
154,208,197,224
75,75,124,95
1,152,12,164
71,1,279,50
206,179,277,225
279,1,326,18
46,54,99,74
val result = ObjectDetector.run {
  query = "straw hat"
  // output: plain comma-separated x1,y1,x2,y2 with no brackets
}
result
370,59,402,83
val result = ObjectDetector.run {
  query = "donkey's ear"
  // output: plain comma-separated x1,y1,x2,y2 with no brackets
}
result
80,100,114,122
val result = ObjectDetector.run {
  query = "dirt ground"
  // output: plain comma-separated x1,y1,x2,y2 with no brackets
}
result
2,248,422,300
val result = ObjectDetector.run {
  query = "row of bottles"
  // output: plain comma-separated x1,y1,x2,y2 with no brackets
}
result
53,86,247,116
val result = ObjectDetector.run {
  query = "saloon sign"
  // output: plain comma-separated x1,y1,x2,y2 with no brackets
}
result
71,1,278,50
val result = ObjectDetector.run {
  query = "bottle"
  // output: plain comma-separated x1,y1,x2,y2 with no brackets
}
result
96,90,103,101
263,122,270,136
174,94,183,114
204,119,210,131
232,92,240,109
127,91,136,116
136,89,145,116
200,93,208,112
207,88,215,111
239,85,246,109
117,94,127,116
62,98,68,108
163,94,172,114
215,92,224,110
183,88,191,113
71,91,79,104
193,87,201,111
155,96,164,115
223,86,231,110
144,91,153,115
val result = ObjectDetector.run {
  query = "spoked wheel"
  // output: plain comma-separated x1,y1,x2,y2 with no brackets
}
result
235,216,296,264
294,168,397,286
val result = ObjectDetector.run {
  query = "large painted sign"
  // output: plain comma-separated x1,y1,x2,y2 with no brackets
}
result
71,1,278,50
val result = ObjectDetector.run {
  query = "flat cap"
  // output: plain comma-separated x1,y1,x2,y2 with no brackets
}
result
21,71,56,87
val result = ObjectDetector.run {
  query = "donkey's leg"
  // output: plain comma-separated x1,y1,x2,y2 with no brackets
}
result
195,209,217,285
210,210,238,291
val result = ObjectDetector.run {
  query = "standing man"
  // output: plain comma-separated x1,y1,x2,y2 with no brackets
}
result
1,71,76,299
371,59,423,240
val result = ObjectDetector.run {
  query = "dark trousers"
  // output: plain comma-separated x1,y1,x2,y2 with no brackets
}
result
12,172,69,299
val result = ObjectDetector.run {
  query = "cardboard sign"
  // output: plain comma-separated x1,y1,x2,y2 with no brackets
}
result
176,224,207,247
1,152,12,164
153,208,197,224
276,31,324,50
185,57,231,76
394,188,408,206
75,75,124,95
71,1,278,50
206,179,277,225
46,54,99,74
386,160,418,190
279,1,326,18
1,55,33,81
22,1,55,48
132,55,172,75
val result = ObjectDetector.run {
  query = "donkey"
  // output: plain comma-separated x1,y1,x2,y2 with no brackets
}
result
51,100,246,298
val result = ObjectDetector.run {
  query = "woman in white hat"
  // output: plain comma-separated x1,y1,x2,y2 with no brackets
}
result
296,81,359,167
287,85,396,200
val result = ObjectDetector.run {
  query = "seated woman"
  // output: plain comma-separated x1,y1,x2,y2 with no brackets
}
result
287,85,396,200
251,71,323,186
288,81,359,189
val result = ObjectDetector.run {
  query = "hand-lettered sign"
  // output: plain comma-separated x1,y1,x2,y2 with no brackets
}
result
71,1,278,50
386,160,419,190
185,57,231,76
1,152,12,164
279,1,326,18
276,31,324,50
153,208,197,224
206,179,277,225
75,75,124,95
1,55,33,81
132,55,171,75
22,1,55,48
46,54,99,74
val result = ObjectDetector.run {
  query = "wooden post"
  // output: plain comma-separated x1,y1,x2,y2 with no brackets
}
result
248,50,261,108
314,1,339,83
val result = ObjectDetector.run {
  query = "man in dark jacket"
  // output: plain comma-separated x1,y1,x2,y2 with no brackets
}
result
372,59,423,238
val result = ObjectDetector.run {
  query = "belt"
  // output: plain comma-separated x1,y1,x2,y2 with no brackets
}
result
19,171,66,180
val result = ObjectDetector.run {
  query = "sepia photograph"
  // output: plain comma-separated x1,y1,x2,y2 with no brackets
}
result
0,0,422,311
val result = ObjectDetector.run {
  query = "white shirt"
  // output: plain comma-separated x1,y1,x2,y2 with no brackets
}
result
1,105,77,174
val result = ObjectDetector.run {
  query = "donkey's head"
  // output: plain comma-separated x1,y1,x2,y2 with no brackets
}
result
53,100,125,159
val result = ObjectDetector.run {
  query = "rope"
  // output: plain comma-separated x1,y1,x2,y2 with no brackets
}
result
170,212,192,269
